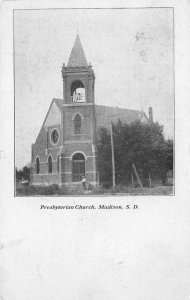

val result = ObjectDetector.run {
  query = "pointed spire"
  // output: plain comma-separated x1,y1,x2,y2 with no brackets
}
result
67,34,88,68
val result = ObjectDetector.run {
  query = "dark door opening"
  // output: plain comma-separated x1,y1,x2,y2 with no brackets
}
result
72,153,85,182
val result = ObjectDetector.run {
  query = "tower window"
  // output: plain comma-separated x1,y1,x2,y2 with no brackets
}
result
48,155,53,173
36,157,40,174
74,114,82,134
71,80,85,102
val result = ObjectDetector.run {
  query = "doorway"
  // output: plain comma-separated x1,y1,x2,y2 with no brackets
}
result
72,153,85,182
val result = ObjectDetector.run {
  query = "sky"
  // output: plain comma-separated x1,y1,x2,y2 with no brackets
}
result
14,8,174,169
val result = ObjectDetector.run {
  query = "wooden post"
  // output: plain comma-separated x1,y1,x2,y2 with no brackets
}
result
110,121,115,190
131,172,134,188
132,164,143,189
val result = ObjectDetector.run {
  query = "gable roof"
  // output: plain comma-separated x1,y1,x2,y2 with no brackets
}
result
95,105,148,129
34,99,149,145
67,34,88,68
34,98,63,144
53,98,63,111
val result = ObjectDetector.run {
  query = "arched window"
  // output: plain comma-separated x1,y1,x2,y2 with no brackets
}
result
36,157,40,174
72,153,85,182
57,155,60,173
74,114,81,134
48,155,52,173
71,80,85,102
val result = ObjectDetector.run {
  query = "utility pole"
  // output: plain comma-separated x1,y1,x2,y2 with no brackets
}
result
110,121,115,190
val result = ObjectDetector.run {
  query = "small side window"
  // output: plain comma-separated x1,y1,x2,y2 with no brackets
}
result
57,155,59,173
36,157,40,174
48,156,52,173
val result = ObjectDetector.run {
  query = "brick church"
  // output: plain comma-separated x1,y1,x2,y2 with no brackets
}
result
30,34,151,186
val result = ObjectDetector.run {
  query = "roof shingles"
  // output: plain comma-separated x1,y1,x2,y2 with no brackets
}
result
67,34,88,68
52,99,148,128
95,105,146,129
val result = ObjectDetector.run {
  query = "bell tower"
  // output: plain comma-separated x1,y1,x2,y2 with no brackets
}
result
62,34,95,104
61,34,98,185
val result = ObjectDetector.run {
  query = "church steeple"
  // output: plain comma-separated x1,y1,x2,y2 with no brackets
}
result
67,34,88,68
62,33,95,104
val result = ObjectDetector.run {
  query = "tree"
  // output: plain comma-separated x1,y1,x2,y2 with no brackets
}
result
97,120,173,186
16,166,30,182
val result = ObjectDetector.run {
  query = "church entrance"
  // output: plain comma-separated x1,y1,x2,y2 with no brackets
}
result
72,153,85,182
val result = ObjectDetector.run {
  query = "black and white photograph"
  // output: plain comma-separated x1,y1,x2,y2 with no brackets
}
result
14,7,174,196
1,1,190,300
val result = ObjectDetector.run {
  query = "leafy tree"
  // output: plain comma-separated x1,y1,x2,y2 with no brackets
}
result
97,120,173,187
16,166,30,182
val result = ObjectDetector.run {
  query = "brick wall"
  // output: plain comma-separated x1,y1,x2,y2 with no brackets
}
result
63,105,94,142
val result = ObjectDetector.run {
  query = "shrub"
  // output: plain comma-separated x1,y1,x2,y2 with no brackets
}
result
16,183,37,196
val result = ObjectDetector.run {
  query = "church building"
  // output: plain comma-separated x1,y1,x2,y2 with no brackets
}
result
30,34,151,186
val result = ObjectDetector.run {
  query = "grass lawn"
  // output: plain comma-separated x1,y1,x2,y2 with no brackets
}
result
16,183,173,196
